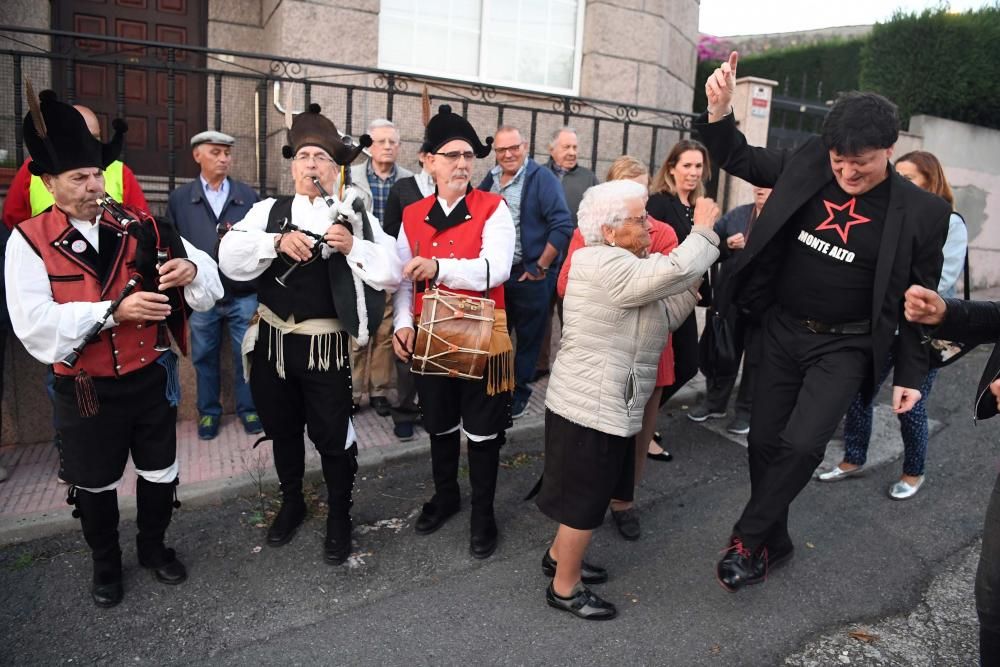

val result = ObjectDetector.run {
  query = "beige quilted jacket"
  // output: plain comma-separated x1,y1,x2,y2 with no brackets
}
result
545,228,720,437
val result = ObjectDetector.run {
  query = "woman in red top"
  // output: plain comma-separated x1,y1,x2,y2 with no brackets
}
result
557,155,678,540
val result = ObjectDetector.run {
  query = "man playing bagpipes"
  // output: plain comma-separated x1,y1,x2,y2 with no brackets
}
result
218,104,401,565
392,105,516,559
5,89,223,608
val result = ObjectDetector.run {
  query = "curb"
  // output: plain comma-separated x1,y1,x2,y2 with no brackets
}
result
0,384,701,547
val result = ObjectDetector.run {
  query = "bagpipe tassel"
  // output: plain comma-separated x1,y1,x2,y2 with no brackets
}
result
75,370,100,418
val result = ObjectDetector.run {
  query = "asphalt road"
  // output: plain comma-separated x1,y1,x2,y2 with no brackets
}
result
2,346,996,666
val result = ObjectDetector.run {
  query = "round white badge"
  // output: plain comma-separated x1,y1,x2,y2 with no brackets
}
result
71,240,88,253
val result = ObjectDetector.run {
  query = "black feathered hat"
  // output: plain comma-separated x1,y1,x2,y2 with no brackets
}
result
22,88,125,176
281,103,360,166
423,104,493,159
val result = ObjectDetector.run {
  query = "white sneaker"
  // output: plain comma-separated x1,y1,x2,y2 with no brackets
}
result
889,476,924,500
816,464,864,482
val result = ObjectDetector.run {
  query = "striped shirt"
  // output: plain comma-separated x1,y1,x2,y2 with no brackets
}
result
488,162,526,264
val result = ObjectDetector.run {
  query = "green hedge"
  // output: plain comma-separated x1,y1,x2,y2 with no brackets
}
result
692,39,864,113
860,6,1000,130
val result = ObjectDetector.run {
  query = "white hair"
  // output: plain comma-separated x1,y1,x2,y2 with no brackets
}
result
548,126,578,150
367,118,399,140
577,180,647,246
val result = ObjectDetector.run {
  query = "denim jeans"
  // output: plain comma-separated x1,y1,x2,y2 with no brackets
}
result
189,293,258,418
504,269,556,403
843,349,938,476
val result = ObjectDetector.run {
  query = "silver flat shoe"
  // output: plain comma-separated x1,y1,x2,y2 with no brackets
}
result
889,476,924,500
816,464,865,482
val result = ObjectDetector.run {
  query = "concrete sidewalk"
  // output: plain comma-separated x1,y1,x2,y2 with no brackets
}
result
0,372,704,545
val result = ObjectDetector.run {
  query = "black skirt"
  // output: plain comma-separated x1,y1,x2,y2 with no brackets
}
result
535,409,636,530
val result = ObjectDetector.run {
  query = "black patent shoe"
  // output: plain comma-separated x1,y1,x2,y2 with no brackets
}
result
545,582,617,620
610,508,641,541
541,549,608,584
414,500,460,535
266,500,307,547
716,536,766,592
91,580,124,608
324,516,352,565
469,517,498,559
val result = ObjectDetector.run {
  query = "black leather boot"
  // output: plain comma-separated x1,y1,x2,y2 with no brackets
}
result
415,432,461,535
267,436,307,547
73,488,124,607
135,477,187,585
322,445,357,565
467,435,502,559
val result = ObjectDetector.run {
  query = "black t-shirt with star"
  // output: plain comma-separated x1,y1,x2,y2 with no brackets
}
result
776,176,891,323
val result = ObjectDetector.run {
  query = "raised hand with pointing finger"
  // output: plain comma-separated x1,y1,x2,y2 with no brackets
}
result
705,51,738,121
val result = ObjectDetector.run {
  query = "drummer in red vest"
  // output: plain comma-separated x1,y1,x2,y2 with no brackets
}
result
392,105,516,559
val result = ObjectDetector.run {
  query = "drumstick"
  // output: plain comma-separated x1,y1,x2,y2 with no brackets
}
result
393,331,414,359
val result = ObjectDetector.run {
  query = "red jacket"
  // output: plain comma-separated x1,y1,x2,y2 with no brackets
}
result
402,189,506,314
16,207,160,378
3,158,149,230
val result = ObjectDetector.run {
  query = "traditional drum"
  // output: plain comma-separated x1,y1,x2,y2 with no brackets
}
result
412,289,495,380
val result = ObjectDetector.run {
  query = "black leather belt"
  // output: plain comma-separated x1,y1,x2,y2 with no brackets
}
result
797,317,871,335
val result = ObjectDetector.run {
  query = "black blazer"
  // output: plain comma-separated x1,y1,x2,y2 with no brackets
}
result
935,299,1000,421
695,113,950,393
647,192,711,305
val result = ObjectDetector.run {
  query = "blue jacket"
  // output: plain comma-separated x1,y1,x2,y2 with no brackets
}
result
478,158,573,275
167,177,259,296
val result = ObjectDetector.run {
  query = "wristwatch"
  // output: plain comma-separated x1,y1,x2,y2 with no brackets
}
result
536,264,549,277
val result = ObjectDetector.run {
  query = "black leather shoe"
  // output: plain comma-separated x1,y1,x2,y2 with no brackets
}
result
545,582,617,620
611,508,640,541
469,518,498,559
541,549,608,584
266,500,307,547
324,516,352,565
91,580,124,608
370,396,392,417
142,551,188,585
716,536,765,592
414,500,460,535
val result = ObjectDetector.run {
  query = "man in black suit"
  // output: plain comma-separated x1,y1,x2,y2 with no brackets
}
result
700,52,950,591
904,286,1000,664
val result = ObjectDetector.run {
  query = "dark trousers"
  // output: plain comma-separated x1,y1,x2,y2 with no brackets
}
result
977,469,1000,666
505,270,556,403
390,358,419,426
703,316,761,419
250,325,355,501
735,307,872,551
660,312,700,405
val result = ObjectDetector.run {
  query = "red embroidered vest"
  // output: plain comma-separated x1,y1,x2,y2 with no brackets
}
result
17,208,161,378
402,189,505,315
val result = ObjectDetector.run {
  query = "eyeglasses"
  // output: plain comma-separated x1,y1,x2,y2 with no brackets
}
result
494,144,525,155
292,153,334,165
621,215,648,226
435,151,476,162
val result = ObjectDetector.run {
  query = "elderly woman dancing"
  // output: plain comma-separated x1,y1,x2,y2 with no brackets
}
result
537,179,720,619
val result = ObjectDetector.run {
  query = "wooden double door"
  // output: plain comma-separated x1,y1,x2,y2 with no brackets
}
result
52,0,208,178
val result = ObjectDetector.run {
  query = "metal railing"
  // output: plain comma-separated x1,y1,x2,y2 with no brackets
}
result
0,26,699,211
768,74,830,150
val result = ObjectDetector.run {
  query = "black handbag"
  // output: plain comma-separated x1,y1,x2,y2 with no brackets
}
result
699,308,739,378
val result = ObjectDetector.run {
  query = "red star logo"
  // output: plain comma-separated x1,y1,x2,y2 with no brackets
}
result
815,198,871,244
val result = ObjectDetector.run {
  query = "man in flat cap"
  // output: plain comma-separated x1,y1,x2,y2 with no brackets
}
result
5,89,223,608
218,104,401,565
392,105,516,559
168,131,261,440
